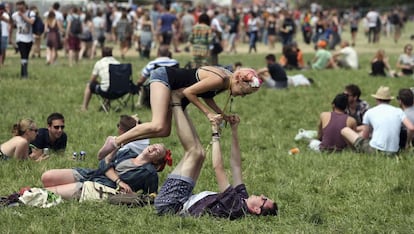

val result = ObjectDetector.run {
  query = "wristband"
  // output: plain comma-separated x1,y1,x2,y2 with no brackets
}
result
115,178,121,185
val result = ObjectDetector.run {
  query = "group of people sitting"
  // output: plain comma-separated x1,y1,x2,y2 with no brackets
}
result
296,84,414,155
370,43,414,77
305,39,414,78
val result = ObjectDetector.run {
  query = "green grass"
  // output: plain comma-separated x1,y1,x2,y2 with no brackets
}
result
1,29,414,233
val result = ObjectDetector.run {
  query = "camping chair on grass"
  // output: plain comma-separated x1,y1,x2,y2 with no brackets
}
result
99,63,138,113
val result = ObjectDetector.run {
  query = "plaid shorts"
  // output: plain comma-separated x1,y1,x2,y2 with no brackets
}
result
154,174,195,215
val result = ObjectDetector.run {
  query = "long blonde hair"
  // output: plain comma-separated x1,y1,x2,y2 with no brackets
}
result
12,119,35,136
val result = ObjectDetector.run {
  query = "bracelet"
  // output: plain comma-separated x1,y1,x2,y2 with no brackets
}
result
115,178,121,185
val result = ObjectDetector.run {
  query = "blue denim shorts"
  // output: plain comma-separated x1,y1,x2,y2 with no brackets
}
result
1,37,8,51
73,168,95,182
148,67,171,89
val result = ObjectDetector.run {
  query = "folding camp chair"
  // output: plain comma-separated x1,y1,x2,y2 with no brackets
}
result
99,63,137,113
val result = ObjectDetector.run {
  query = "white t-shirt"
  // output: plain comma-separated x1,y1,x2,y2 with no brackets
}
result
111,11,122,27
92,56,120,92
340,46,358,69
363,103,406,152
398,54,414,67
211,17,223,33
1,12,10,37
12,10,35,43
366,11,379,28
43,10,64,23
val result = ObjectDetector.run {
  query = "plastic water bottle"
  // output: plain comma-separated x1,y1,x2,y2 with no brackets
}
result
80,151,86,161
72,152,77,161
43,148,49,156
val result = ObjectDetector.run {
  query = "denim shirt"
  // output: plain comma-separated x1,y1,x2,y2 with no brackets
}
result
83,147,158,194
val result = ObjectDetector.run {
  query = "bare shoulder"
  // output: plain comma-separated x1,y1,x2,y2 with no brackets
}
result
346,116,357,127
12,136,29,146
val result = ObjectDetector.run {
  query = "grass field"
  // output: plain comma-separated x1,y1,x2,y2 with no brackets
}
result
1,27,414,233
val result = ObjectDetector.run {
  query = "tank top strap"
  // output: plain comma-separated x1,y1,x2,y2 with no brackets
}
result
197,66,232,82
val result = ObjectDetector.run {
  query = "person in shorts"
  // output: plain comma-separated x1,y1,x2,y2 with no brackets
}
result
341,86,414,155
41,115,170,199
154,91,278,219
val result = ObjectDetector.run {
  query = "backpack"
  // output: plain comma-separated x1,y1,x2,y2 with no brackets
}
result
70,16,82,35
32,15,45,35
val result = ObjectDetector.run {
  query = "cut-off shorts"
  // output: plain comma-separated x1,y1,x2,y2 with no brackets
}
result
148,66,171,89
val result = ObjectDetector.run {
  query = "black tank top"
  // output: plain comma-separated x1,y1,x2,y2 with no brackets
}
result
166,66,230,108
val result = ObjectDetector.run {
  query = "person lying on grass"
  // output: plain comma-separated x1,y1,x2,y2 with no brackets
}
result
97,65,262,159
41,115,172,199
0,118,46,161
154,91,278,219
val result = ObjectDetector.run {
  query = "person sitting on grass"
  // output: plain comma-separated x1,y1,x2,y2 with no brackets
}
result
154,91,278,219
397,89,414,149
257,54,288,89
41,115,171,199
279,42,305,70
311,40,337,70
30,113,67,159
341,86,414,155
370,49,393,77
332,41,358,70
343,84,370,126
316,93,357,152
96,64,262,159
81,47,120,111
0,119,41,160
396,44,414,77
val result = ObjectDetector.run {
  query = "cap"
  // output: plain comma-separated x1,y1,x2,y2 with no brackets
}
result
317,40,327,48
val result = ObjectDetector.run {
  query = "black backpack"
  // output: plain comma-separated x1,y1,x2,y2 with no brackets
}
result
70,16,82,35
32,15,45,35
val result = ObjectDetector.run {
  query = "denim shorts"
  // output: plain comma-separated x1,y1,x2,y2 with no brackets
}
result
73,168,95,182
148,66,170,89
154,174,195,215
1,37,8,51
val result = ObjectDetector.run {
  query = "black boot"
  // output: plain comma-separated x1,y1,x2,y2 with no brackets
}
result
21,63,28,78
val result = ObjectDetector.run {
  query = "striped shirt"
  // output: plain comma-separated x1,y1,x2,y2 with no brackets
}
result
141,57,179,78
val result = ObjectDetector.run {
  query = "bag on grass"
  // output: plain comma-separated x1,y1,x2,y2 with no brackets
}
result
18,188,62,208
79,181,119,202
0,193,20,208
108,192,156,207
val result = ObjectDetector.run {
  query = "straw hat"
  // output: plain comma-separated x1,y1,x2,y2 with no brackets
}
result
371,86,394,100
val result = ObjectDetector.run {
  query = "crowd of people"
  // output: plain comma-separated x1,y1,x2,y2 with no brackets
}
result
1,0,414,219
0,1,412,76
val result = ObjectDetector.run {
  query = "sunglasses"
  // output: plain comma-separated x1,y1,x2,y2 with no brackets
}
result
29,128,38,133
260,197,268,212
53,125,65,130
